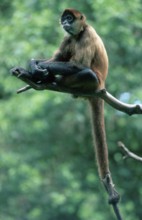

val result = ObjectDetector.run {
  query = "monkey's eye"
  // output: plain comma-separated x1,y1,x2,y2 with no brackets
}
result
66,15,73,22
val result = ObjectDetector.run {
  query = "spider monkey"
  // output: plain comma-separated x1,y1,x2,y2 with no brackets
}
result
12,9,120,206
35,8,109,178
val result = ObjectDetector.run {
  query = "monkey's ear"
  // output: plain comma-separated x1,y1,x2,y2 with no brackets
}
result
80,14,86,21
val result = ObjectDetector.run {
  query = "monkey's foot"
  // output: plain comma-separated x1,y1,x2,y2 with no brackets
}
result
102,173,120,205
10,67,31,78
10,67,47,92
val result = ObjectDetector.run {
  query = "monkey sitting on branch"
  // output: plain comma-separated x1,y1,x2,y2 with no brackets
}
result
11,8,142,220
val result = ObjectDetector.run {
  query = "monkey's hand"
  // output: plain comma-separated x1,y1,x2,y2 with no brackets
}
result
31,62,48,76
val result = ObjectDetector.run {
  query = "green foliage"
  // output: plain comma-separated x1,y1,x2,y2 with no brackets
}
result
0,1,142,220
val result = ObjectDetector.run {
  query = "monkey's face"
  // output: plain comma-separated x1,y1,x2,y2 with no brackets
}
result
61,12,74,34
61,10,85,36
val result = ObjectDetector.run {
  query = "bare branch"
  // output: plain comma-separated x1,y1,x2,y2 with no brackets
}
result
17,86,142,116
11,67,142,115
118,141,142,162
96,89,142,116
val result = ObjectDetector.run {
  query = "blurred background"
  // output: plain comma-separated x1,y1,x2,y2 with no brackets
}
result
0,0,142,219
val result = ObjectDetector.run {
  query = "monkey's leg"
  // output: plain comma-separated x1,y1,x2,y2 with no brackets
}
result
17,61,87,85
57,68,99,91
14,61,99,89
11,61,100,96
38,61,99,90
38,61,85,75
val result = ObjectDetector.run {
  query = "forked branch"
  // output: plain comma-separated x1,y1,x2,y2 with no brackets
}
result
118,141,142,162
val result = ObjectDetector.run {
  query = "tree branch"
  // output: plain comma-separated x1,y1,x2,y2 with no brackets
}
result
96,90,142,116
17,86,142,116
11,67,142,116
118,141,142,162
17,85,142,116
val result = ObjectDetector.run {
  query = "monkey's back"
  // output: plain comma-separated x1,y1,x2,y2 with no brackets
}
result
69,25,108,88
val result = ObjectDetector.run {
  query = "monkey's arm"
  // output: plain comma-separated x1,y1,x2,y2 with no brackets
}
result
29,36,72,75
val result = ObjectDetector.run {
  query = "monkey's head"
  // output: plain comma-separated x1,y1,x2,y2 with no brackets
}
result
61,9,86,36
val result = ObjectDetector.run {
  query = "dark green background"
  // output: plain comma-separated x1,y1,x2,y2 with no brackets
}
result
0,0,142,219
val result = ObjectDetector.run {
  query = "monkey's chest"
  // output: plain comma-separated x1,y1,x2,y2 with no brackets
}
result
69,41,94,67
